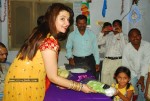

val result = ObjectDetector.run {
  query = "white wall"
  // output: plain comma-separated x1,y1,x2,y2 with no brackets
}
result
89,0,131,35
0,0,8,46
1,0,150,65
129,0,150,42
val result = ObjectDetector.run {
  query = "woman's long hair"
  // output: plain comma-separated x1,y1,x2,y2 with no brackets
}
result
17,3,74,60
17,22,49,60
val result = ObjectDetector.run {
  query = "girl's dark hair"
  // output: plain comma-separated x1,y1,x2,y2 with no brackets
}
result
114,66,131,90
17,3,74,60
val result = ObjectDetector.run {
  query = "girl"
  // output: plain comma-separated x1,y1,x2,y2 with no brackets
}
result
112,66,134,101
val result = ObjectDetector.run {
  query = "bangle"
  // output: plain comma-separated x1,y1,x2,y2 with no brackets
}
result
68,80,83,91
79,83,83,91
68,80,73,89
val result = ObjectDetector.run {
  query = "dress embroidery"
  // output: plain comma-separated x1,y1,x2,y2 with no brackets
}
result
39,37,59,52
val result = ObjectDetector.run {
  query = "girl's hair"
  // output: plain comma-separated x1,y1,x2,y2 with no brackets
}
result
114,66,131,90
17,3,74,60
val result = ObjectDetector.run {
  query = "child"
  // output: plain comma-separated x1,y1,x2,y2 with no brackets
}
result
145,66,150,100
112,66,134,101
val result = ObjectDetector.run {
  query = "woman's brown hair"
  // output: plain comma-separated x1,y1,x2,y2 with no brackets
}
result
17,3,74,60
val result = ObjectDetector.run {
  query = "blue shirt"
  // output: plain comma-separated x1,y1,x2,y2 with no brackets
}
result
66,29,100,64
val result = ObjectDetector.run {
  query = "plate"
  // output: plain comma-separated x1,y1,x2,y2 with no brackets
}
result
69,68,87,73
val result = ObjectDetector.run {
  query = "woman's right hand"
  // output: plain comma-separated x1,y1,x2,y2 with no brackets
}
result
81,84,96,93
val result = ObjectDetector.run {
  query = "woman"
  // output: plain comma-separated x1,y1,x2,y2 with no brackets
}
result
2,3,94,101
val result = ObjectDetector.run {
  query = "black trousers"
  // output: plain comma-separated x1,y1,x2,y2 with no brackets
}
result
73,54,96,78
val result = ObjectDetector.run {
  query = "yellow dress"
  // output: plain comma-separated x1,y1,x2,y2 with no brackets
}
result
2,36,59,101
112,83,134,101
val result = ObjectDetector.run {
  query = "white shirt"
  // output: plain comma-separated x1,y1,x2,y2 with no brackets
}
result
97,32,107,59
98,32,128,57
0,62,10,92
122,40,150,79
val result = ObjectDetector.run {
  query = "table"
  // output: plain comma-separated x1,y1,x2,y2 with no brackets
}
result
44,72,112,101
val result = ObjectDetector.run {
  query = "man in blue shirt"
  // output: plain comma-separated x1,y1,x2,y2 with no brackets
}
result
66,14,100,79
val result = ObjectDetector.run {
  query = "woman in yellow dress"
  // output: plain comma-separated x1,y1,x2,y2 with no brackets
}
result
2,3,95,101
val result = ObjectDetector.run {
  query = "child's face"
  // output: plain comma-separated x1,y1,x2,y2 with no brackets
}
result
116,72,130,88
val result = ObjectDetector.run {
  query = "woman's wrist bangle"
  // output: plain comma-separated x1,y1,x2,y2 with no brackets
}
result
68,80,73,89
79,83,83,91
68,80,83,91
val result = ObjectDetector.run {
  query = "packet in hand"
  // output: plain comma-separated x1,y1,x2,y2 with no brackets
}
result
87,80,116,97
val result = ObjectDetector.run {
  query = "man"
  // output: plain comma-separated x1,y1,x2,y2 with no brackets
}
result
101,19,128,85
97,22,112,59
122,28,150,101
0,42,10,93
66,14,100,79
97,22,112,81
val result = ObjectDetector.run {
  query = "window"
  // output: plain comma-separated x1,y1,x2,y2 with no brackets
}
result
8,0,73,50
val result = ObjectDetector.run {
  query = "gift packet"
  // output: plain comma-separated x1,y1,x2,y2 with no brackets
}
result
87,80,116,97
81,78,116,97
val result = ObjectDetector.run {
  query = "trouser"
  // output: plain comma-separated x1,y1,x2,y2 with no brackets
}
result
101,58,122,85
131,76,147,101
98,60,103,81
74,54,96,78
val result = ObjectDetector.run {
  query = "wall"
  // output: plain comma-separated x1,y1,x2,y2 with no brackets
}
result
0,0,150,65
0,0,8,45
89,0,130,35
129,0,150,42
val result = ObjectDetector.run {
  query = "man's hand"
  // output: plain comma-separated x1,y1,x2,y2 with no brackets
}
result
69,58,75,66
95,65,100,72
137,76,145,91
113,27,122,34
